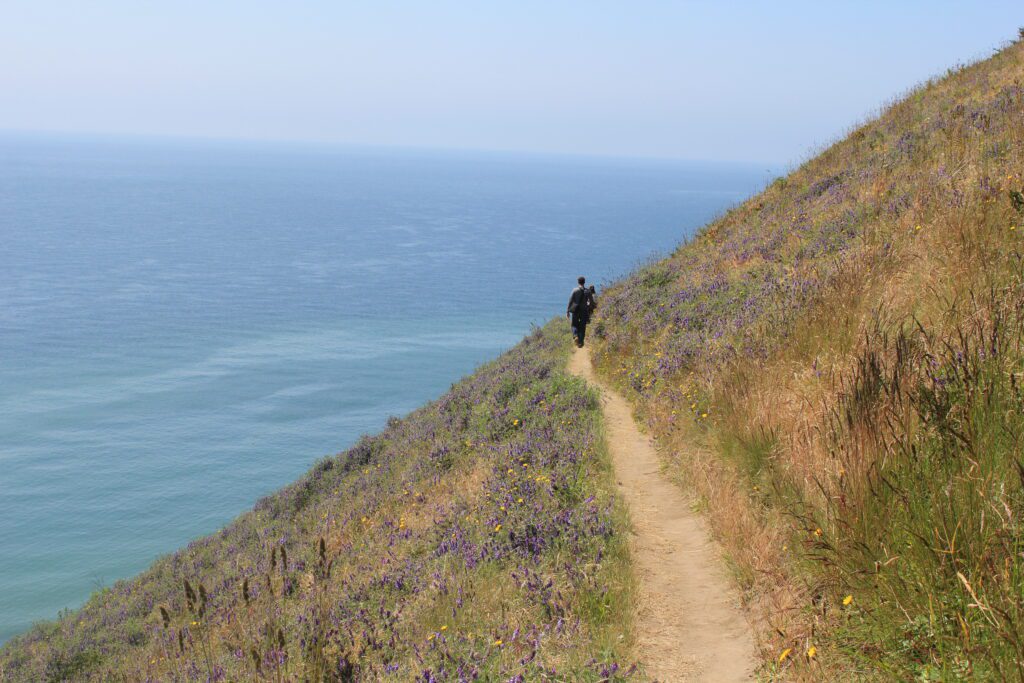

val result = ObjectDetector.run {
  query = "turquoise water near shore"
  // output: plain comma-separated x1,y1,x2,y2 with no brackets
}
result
0,134,769,642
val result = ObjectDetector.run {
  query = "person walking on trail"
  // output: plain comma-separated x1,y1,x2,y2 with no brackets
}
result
567,276,597,347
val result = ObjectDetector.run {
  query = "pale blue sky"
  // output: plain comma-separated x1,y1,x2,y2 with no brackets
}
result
0,2,1019,163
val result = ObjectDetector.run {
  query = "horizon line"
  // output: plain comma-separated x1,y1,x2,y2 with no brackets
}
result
0,126,786,170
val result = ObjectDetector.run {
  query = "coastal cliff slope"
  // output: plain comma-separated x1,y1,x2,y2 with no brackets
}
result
1,325,634,681
591,34,1024,680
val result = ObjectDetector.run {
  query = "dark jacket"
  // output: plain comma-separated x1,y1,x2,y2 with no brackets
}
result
567,286,595,320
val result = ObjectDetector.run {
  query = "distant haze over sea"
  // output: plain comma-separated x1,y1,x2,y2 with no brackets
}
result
0,133,770,641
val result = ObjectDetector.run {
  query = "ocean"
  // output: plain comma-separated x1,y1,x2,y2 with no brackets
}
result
0,133,769,642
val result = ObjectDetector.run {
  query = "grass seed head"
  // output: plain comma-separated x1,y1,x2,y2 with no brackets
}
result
183,580,197,614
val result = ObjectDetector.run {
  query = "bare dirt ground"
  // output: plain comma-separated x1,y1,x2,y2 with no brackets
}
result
568,346,755,682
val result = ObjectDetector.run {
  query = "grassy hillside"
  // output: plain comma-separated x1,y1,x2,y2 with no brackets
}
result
0,322,635,681
591,35,1024,679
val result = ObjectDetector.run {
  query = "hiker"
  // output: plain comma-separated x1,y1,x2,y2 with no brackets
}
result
566,277,597,347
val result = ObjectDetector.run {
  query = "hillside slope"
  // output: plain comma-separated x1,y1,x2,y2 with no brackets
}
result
0,323,636,681
591,36,1024,679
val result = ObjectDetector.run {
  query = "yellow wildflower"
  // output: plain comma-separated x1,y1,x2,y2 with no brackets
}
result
507,468,514,475
513,419,519,426
440,625,448,631
813,528,822,537
494,524,502,532
517,498,524,504
779,647,792,663
843,594,853,606
493,639,503,646
807,645,817,659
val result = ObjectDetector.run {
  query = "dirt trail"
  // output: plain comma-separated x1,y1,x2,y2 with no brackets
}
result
568,346,755,682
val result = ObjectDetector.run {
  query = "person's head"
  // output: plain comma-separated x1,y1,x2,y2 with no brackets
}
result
588,285,596,293
577,276,586,286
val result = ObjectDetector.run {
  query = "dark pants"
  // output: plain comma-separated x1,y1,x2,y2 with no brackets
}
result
570,314,587,346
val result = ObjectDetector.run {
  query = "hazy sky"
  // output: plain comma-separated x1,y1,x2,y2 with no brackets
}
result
1,2,1018,163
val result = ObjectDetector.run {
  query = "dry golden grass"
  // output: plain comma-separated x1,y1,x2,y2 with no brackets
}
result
592,37,1024,679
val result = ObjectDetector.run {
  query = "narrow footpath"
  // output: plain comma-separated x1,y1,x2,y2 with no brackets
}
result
568,347,755,682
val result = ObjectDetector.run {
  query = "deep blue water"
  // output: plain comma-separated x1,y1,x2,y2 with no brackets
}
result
0,133,769,642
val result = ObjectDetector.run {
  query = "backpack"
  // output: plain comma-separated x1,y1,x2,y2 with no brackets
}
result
569,286,587,315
